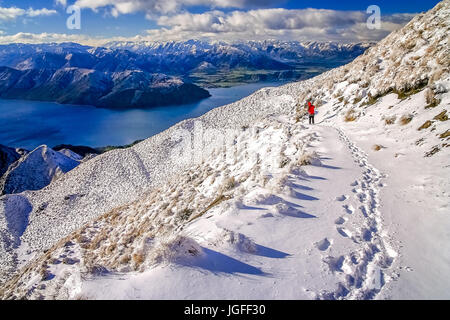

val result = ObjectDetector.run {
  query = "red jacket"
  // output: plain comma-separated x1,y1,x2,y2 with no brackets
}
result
308,102,315,115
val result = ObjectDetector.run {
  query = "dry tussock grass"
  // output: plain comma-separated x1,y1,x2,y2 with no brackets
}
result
400,114,414,125
418,120,433,131
344,109,358,122
433,110,448,122
384,116,396,125
298,152,318,166
372,145,385,151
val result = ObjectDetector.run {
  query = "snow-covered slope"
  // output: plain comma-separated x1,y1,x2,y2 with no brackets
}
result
0,116,396,299
0,1,448,300
0,145,80,195
57,149,83,162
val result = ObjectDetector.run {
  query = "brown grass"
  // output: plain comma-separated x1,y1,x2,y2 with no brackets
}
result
425,98,441,109
373,145,385,151
353,96,363,104
119,255,131,264
132,253,145,265
405,39,417,50
188,194,232,222
365,93,379,106
384,116,396,125
220,177,236,193
425,88,434,104
433,111,448,122
440,130,450,139
399,114,413,125
298,152,317,166
418,120,433,131
176,208,194,222
344,109,358,122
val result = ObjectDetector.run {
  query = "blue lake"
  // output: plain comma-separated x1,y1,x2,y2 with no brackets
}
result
0,82,286,150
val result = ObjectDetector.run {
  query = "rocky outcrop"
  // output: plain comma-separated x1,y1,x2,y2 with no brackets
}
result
0,145,21,178
0,145,80,195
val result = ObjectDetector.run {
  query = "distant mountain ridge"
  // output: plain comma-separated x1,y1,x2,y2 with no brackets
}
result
0,41,372,73
0,40,372,105
105,40,373,63
104,40,373,87
0,65,210,109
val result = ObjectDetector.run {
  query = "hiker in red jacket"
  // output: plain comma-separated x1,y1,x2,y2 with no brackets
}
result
308,101,315,124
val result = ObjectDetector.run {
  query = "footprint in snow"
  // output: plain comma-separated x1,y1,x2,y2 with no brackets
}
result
259,212,274,218
343,204,355,214
350,181,359,187
360,228,373,242
336,195,348,202
315,238,332,251
337,227,352,238
335,216,347,225
356,192,368,203
359,205,369,217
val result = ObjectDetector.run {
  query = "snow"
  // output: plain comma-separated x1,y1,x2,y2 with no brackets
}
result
0,0,449,300
73,123,395,300
58,149,83,162
0,145,79,195
318,84,450,299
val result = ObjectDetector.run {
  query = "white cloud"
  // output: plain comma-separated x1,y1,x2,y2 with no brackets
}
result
0,6,57,21
26,8,58,17
74,0,283,16
146,9,416,42
0,7,26,21
0,32,154,46
0,32,97,45
0,8,416,45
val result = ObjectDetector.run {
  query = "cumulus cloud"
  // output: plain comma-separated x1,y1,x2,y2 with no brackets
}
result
0,6,57,21
0,32,101,45
146,8,416,42
0,7,416,45
74,0,284,16
0,31,161,46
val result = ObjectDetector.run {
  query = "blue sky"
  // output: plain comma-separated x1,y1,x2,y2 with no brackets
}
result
0,0,441,45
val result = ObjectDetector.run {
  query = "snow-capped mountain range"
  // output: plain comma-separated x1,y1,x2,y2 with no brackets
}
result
0,40,371,108
0,1,449,300
105,40,372,65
